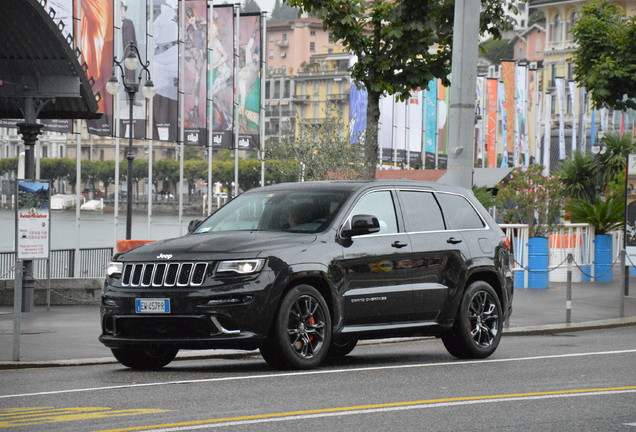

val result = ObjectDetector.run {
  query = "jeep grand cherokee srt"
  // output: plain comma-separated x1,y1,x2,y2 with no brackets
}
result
100,180,513,370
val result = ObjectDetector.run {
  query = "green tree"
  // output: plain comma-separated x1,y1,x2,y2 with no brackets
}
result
269,0,300,24
268,105,364,180
241,0,260,13
555,151,597,203
287,0,516,179
0,158,18,176
153,159,180,194
571,0,636,110
479,38,513,63
495,165,565,237
566,197,623,234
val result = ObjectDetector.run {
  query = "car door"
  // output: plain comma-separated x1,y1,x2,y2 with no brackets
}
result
338,189,416,326
397,189,471,322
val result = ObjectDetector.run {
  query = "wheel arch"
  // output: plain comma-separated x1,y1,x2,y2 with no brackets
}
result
268,265,341,336
466,268,506,310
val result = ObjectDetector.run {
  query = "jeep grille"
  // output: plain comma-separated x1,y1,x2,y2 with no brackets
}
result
121,262,209,287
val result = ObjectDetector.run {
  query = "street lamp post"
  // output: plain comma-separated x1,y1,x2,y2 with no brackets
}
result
591,130,606,200
106,42,156,240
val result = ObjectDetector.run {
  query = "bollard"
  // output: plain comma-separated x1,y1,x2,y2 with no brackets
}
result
566,253,573,324
620,250,626,318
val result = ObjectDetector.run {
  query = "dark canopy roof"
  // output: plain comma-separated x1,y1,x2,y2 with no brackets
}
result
0,0,100,120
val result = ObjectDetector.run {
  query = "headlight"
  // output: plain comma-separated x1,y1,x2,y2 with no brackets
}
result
216,259,265,275
106,262,123,277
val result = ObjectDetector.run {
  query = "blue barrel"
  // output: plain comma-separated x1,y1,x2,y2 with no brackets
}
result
593,234,613,282
514,269,525,289
527,236,549,288
580,265,591,282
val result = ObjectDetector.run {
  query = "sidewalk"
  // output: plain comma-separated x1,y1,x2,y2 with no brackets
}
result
1,276,635,368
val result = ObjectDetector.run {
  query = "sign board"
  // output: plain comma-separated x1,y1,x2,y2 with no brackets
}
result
15,180,51,260
626,155,636,262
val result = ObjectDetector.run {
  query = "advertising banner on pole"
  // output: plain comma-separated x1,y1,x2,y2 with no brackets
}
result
424,79,437,168
115,0,148,140
209,5,234,149
81,0,115,136
183,0,208,146
486,78,497,168
152,0,179,142
501,61,515,166
15,180,51,260
237,13,262,151
626,154,636,263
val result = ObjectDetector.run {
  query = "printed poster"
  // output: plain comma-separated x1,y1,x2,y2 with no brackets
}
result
16,180,51,260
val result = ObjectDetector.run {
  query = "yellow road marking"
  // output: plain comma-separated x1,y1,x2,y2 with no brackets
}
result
0,407,170,428
92,386,636,432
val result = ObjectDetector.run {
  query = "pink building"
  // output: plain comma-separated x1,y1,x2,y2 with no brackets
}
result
511,23,546,64
264,18,346,143
266,18,341,74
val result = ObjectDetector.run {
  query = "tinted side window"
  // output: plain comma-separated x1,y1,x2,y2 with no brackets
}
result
399,190,445,232
436,192,485,230
350,191,398,234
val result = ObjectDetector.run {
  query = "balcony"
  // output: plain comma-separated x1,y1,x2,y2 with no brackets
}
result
328,93,349,102
276,39,289,47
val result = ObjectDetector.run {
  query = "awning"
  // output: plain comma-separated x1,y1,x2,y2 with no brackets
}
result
472,168,513,188
0,0,100,120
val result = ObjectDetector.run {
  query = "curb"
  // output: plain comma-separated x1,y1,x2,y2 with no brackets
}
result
2,318,635,370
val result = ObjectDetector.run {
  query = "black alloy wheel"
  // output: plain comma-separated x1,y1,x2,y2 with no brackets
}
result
442,281,503,359
260,284,331,369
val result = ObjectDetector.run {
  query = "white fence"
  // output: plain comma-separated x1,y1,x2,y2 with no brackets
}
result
499,223,623,284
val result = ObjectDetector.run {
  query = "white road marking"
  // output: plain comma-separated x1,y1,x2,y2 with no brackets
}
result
1,348,635,400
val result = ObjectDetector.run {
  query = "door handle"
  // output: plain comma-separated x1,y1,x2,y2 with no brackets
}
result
447,237,463,244
391,241,408,249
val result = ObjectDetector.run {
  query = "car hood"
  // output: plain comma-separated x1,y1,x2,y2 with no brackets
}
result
117,231,318,261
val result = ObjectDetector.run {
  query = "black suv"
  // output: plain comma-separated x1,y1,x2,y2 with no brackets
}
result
100,180,513,370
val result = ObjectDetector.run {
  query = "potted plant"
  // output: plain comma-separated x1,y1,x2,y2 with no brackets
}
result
496,165,565,288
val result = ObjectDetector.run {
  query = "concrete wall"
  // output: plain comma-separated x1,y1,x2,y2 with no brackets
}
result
0,278,102,306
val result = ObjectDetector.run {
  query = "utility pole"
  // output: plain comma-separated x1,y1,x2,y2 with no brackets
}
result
445,0,481,189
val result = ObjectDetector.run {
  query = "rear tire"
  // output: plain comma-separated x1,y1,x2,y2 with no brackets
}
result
260,284,331,370
111,345,178,370
442,281,503,359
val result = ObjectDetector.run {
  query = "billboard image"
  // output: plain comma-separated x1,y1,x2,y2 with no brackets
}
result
152,0,179,142
115,0,148,140
80,0,114,136
237,13,261,151
209,5,234,149
183,0,208,146
16,180,51,260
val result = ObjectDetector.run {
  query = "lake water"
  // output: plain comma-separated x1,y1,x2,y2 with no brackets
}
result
0,209,195,251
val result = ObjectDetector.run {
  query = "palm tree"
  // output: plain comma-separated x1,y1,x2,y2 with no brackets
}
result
556,133,635,205
556,151,597,203
565,196,623,234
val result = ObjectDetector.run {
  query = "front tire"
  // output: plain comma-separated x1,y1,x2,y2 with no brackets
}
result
260,284,331,370
442,281,503,359
111,345,178,370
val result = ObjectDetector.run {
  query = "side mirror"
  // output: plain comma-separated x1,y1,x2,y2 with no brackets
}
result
341,214,380,238
188,219,202,233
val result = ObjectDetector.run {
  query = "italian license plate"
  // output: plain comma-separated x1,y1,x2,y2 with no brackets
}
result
135,298,170,314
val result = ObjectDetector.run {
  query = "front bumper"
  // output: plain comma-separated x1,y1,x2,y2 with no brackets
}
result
99,270,277,351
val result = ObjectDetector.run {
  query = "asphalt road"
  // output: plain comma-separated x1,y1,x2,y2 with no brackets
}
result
1,327,636,432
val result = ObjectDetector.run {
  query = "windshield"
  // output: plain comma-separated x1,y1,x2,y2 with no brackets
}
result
193,189,352,234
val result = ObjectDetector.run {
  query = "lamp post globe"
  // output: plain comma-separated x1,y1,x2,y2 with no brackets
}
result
105,43,155,239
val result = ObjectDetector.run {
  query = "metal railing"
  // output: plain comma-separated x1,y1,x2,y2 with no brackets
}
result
0,247,113,279
500,223,623,282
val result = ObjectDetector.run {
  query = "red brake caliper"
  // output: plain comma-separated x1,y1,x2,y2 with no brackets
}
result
308,316,316,342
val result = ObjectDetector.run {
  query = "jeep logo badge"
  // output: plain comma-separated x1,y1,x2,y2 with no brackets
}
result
157,253,173,260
